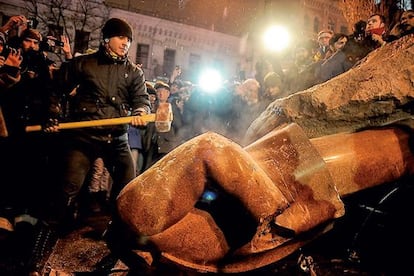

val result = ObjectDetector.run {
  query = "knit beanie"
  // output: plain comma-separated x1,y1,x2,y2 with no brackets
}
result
146,82,157,95
102,18,133,41
154,81,170,91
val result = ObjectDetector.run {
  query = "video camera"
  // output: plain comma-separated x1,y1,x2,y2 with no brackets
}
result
40,37,64,52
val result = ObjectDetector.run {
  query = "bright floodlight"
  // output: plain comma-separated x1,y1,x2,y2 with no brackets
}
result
263,25,290,52
198,68,222,93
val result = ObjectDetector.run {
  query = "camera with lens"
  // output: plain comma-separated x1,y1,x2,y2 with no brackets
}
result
26,18,38,29
27,19,34,29
0,44,17,58
40,37,64,52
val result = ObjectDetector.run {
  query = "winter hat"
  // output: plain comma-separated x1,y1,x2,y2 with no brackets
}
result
154,81,170,91
146,82,157,95
317,29,333,40
102,18,133,41
20,28,42,41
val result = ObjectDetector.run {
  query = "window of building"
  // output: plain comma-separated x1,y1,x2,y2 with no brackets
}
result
137,43,150,68
189,53,201,82
304,15,310,30
328,18,335,32
314,17,320,33
74,30,90,54
163,48,176,76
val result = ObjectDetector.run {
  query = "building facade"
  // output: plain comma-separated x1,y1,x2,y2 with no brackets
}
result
111,9,242,83
1,0,349,82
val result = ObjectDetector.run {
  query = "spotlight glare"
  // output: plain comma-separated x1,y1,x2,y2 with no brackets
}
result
263,25,290,52
198,69,222,94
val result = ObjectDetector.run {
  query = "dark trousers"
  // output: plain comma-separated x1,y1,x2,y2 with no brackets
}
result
55,132,135,219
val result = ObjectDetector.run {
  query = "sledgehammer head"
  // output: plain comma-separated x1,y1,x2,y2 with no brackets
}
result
155,102,173,132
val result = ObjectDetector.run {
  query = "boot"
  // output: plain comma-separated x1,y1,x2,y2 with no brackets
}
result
11,213,38,273
26,221,58,275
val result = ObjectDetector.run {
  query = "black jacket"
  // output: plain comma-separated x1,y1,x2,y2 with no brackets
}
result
56,46,151,138
0,50,55,136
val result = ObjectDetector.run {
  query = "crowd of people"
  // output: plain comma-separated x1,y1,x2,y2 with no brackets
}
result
282,10,414,95
0,9,413,274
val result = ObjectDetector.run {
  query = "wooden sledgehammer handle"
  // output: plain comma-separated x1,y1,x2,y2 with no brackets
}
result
25,113,156,132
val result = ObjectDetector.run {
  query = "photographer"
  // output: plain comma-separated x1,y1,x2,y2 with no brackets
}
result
0,32,22,89
0,15,28,38
0,27,61,270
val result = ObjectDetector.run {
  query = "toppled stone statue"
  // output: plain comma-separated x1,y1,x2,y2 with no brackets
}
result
115,123,414,273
